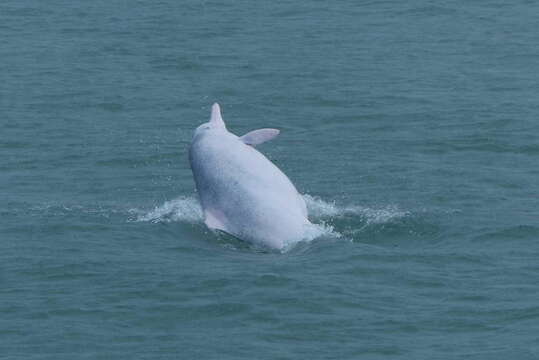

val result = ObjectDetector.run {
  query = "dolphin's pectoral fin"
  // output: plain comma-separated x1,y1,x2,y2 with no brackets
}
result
204,209,227,232
240,128,280,146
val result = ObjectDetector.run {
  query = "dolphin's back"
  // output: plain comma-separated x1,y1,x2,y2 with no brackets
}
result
189,131,309,249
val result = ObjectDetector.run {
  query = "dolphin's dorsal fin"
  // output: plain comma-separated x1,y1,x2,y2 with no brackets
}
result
240,128,280,146
210,103,226,129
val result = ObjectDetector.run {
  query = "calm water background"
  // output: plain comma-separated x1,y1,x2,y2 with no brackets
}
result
2,0,539,358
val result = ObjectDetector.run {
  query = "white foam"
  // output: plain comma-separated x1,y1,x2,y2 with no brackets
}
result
133,194,408,249
304,221,342,240
303,194,408,224
133,196,203,223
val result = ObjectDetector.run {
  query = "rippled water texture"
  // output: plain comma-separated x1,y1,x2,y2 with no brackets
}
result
2,0,539,358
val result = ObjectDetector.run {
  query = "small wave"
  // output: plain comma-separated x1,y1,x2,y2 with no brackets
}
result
473,225,539,242
132,196,203,223
303,194,409,224
22,203,123,219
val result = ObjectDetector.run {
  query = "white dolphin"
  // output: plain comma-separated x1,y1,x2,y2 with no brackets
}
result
189,103,311,249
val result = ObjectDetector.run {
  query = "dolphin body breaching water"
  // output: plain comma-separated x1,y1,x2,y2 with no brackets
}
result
189,103,311,249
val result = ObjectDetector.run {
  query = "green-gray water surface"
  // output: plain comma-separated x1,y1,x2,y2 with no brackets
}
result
2,0,539,358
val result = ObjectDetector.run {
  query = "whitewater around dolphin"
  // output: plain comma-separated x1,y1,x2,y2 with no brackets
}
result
132,194,411,250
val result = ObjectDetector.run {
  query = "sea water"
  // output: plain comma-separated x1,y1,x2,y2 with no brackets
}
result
2,0,538,358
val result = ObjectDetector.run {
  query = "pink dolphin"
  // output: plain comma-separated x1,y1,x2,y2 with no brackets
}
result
189,103,310,249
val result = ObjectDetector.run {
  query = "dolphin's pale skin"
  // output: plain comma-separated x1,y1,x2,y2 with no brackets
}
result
189,103,311,249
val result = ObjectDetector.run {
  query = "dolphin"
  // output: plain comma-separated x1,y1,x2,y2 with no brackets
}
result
188,103,311,249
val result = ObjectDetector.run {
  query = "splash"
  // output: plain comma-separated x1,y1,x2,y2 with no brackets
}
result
303,221,341,240
303,194,408,225
134,194,410,249
133,196,203,223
